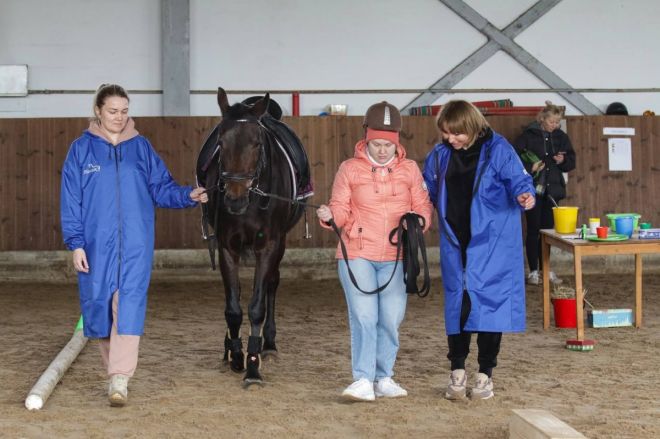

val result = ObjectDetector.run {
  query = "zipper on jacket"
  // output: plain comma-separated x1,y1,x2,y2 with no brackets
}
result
114,146,122,290
358,227,364,249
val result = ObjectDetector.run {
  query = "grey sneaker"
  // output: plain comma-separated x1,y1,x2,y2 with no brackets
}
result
444,369,467,400
527,270,540,285
108,374,129,406
549,271,563,285
470,373,494,400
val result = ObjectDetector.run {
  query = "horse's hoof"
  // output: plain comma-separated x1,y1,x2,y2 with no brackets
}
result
243,353,262,384
227,351,245,373
261,349,279,361
242,377,265,388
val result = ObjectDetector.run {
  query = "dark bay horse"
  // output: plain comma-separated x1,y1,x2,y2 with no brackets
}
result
197,88,308,385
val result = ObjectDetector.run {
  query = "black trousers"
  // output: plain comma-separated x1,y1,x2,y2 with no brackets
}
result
447,291,502,377
524,195,554,272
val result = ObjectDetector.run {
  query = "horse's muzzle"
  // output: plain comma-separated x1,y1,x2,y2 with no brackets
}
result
224,193,249,215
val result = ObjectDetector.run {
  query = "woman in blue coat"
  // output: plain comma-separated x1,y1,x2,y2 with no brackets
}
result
422,101,535,400
60,84,207,406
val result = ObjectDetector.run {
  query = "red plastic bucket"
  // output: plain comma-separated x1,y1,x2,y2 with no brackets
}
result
552,298,577,328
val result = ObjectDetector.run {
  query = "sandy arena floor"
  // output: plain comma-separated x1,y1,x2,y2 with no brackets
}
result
1,273,658,438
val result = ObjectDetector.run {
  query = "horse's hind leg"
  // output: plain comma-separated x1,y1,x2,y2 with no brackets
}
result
219,247,245,373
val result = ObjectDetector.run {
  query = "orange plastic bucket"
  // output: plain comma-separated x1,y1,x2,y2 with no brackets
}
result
553,207,579,234
552,298,577,328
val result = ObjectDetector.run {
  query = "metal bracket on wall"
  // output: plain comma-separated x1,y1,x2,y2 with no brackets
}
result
403,0,602,115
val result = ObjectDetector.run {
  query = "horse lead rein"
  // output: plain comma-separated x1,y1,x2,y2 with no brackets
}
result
199,184,322,209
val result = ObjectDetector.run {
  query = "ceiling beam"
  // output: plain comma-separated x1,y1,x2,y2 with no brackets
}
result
404,0,602,115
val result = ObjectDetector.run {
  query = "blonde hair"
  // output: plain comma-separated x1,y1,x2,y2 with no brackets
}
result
435,100,490,147
92,83,129,121
537,100,564,123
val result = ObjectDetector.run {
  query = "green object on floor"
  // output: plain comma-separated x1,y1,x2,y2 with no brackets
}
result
75,315,83,332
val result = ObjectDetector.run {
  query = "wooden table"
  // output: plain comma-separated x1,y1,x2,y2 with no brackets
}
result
540,229,660,341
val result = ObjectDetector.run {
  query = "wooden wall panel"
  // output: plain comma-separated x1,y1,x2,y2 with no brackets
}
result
0,119,27,250
138,116,218,249
1,115,658,251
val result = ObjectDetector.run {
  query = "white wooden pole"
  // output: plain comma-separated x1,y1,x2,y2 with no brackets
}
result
25,328,88,410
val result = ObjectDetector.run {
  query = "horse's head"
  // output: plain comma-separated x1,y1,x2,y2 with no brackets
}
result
216,87,270,215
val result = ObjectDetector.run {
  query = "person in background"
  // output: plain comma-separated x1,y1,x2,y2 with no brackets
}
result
514,101,576,285
423,100,534,400
60,84,208,407
316,102,432,402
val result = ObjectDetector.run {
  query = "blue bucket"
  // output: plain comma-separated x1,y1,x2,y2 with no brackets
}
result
615,216,634,237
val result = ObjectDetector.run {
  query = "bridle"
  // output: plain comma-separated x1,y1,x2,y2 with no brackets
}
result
207,118,266,195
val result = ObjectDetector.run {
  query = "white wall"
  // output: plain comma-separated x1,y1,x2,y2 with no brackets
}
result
1,0,659,117
0,0,162,116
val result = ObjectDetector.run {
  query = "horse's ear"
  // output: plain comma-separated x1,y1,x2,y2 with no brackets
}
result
249,93,270,118
217,87,230,116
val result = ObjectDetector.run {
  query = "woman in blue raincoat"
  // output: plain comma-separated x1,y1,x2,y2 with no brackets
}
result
60,84,207,406
422,101,535,401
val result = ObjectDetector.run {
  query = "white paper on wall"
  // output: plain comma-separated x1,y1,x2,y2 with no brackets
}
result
608,138,632,171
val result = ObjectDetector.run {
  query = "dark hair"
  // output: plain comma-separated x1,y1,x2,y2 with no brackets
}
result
93,84,129,119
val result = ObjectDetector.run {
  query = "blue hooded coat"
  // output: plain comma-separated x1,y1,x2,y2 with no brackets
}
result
60,122,196,338
423,132,534,335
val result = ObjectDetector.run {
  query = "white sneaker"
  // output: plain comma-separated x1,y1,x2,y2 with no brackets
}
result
342,378,375,402
549,271,563,285
527,270,540,285
374,377,408,398
444,369,467,400
470,373,494,400
108,374,129,406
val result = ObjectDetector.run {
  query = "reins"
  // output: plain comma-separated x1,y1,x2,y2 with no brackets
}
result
331,212,431,297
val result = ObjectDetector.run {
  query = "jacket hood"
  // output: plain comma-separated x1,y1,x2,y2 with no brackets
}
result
86,118,139,144
523,121,543,133
354,139,407,166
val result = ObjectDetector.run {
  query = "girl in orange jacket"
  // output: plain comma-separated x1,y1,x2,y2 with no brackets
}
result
317,102,432,401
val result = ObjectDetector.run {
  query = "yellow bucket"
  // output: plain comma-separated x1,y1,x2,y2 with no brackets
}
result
553,207,579,234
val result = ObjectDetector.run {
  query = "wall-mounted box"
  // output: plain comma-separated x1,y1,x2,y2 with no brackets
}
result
0,65,28,96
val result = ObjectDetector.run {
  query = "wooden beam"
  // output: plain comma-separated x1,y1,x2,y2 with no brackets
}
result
510,409,587,439
25,329,88,410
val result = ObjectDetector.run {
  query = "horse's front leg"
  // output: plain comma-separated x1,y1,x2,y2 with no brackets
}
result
243,240,284,385
219,246,244,373
262,238,286,358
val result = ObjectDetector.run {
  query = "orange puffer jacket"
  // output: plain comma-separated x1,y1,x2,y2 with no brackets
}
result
322,140,433,261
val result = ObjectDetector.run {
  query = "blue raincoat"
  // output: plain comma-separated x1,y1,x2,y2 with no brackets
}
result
423,132,534,335
61,129,196,338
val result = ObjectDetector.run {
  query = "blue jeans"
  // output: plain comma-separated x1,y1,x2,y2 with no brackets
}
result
338,258,407,382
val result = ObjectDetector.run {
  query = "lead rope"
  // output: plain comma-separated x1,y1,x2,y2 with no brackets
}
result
331,213,431,297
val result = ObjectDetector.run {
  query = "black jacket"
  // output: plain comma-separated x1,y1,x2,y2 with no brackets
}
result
513,122,576,201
